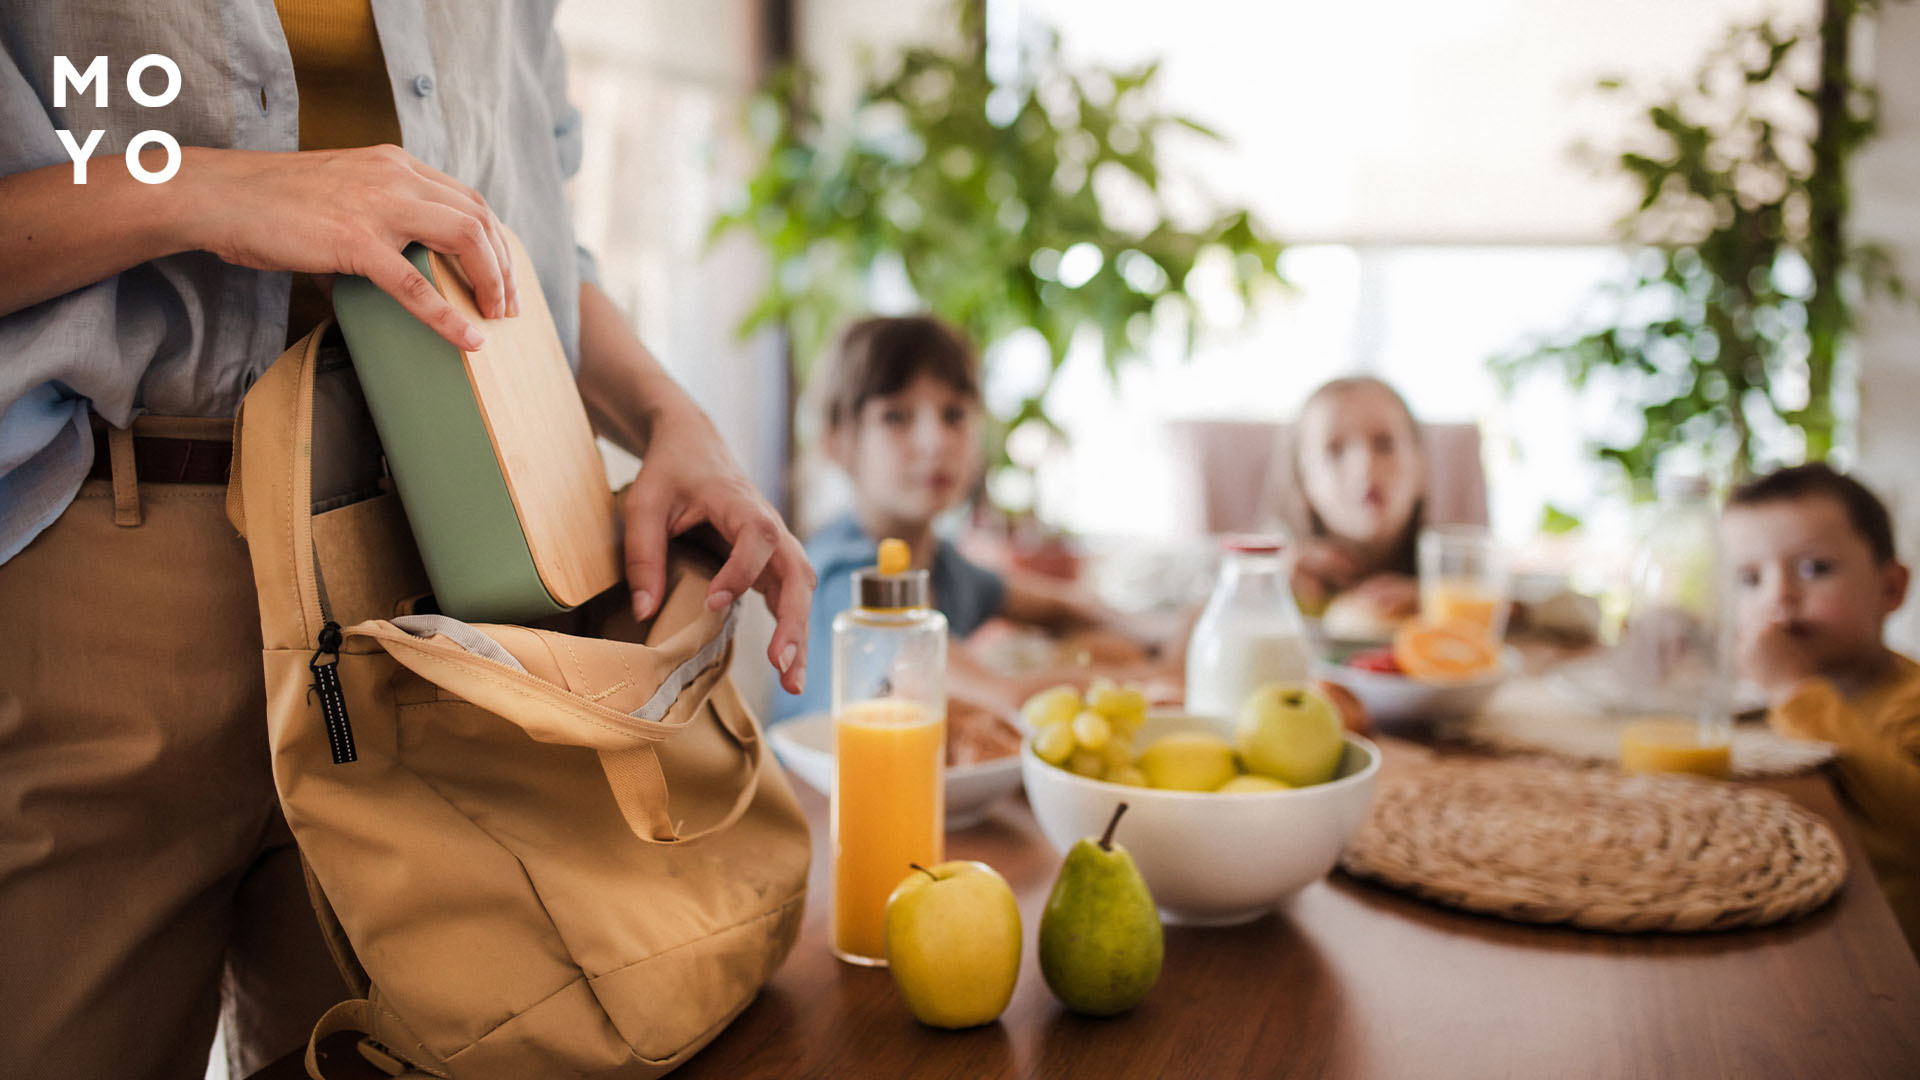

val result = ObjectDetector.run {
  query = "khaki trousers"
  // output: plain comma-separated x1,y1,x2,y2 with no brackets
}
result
0,419,341,1079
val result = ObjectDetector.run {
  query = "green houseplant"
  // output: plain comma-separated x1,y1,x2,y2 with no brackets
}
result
712,2,1284,520
1497,0,1906,495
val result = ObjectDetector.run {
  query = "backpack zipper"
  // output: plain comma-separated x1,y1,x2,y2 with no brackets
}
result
309,620,355,765
305,349,359,760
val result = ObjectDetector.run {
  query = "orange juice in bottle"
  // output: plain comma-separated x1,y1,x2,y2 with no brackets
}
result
830,538,947,965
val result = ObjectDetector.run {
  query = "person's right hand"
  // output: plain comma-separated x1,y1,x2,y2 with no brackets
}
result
187,145,518,350
1741,621,1822,705
1289,538,1363,589
1287,537,1363,613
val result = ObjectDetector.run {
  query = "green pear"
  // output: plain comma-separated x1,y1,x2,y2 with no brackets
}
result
1038,803,1164,1016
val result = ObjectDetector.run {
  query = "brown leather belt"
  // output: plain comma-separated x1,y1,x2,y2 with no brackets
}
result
87,421,234,485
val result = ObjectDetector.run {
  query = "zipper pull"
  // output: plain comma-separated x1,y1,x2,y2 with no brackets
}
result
309,620,356,764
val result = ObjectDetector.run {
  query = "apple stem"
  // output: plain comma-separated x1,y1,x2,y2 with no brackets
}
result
1099,803,1128,852
909,862,938,883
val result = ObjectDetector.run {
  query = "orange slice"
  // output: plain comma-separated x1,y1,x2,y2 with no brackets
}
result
1392,621,1500,683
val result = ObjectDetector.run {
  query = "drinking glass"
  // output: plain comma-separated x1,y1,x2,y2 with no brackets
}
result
1418,526,1512,641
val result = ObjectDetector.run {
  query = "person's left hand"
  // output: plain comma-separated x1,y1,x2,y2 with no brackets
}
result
1349,573,1421,618
619,410,815,696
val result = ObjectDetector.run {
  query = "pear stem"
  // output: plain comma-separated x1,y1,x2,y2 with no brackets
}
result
1099,803,1128,852
909,862,938,883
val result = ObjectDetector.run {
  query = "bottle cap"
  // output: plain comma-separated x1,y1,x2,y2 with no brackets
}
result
854,537,930,609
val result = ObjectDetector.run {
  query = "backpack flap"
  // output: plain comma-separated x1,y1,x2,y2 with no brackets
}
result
346,593,763,844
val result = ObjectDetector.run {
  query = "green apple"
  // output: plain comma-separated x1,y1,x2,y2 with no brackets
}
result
1235,684,1345,787
883,860,1022,1028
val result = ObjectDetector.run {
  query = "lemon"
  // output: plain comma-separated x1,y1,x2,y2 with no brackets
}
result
1136,732,1238,792
1215,774,1292,793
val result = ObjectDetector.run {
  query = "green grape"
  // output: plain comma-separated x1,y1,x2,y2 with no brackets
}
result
1101,736,1135,774
1066,749,1107,779
1033,723,1077,765
1090,683,1149,731
1070,710,1111,750
1108,766,1149,787
1021,685,1083,731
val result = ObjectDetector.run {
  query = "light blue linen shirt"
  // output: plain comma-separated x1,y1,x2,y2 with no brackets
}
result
0,0,597,562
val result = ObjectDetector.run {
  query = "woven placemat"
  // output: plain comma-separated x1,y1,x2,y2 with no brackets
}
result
1450,676,1836,779
1340,757,1847,932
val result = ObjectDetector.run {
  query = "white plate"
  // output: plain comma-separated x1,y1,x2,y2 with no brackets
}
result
1549,650,1770,718
768,712,1025,830
1310,647,1520,729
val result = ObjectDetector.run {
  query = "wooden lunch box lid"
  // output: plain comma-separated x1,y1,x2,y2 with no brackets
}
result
331,229,621,621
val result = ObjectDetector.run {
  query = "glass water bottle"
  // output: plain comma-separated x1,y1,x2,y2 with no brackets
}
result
830,537,948,965
1617,474,1735,777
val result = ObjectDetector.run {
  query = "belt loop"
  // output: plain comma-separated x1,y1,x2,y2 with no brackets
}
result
107,425,141,527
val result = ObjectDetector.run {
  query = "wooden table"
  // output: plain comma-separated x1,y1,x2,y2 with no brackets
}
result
260,742,1920,1079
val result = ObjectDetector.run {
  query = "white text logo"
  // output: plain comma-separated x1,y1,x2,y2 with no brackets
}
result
55,55,182,184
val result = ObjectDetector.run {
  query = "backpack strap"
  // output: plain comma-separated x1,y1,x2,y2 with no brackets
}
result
305,998,449,1079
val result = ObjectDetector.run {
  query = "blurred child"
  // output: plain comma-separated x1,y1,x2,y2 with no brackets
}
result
774,315,1170,724
1265,376,1427,634
1722,463,1918,951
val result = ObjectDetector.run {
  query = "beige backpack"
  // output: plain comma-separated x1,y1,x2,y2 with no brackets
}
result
229,326,810,1077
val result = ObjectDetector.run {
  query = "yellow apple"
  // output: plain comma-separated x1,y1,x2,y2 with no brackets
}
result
883,860,1022,1028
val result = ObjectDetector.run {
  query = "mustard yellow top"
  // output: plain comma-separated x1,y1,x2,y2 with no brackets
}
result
1771,651,1920,955
274,0,403,341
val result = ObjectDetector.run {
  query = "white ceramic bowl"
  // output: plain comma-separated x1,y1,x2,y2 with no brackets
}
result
768,713,1024,829
1020,713,1381,927
1310,647,1519,729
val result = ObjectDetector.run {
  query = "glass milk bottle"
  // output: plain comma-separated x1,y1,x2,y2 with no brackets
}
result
1185,536,1315,719
830,537,947,965
1616,474,1735,777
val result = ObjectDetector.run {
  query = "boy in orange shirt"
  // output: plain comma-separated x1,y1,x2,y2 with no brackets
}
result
1722,464,1918,951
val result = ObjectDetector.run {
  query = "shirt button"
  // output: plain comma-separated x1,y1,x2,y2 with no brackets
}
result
413,74,435,97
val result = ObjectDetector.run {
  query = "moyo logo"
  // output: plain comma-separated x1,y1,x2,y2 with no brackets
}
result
55,55,183,184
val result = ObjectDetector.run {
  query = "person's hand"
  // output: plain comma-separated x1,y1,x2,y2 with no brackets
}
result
1742,621,1823,705
1056,626,1151,667
619,409,814,696
185,145,519,350
1348,573,1420,618
1288,538,1363,607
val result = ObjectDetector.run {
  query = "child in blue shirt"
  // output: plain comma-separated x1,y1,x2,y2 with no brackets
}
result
774,315,1168,722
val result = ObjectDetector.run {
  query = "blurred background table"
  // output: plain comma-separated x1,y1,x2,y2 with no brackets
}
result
258,737,1920,1080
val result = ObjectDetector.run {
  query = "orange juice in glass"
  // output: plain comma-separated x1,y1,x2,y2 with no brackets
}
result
1422,579,1504,638
831,699,945,963
1619,717,1732,778
829,538,948,966
1418,526,1511,641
